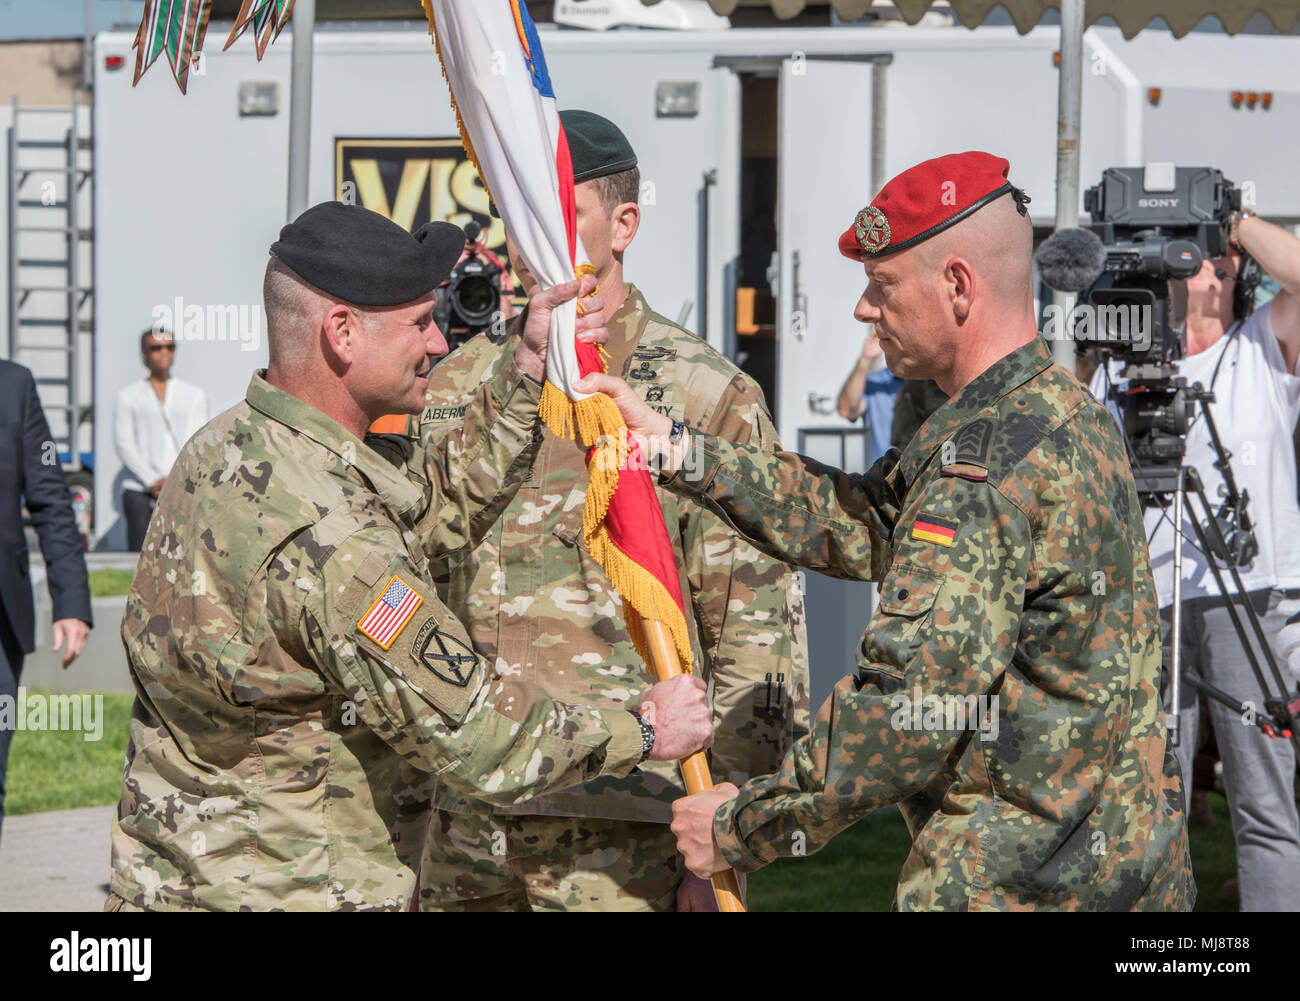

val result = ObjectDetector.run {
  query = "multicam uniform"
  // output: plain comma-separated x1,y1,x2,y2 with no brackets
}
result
414,286,809,910
109,357,644,911
665,336,1195,910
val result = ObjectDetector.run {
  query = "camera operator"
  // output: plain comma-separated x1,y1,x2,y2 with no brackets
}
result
1089,211,1300,911
433,221,515,353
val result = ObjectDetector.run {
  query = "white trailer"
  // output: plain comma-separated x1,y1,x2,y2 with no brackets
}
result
82,18,1300,697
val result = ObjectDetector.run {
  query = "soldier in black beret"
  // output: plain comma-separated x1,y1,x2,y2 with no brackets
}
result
105,200,717,911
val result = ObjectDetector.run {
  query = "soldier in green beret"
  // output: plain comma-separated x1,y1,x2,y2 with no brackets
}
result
413,110,809,911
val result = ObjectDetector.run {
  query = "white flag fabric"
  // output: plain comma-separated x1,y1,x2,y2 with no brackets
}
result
426,0,594,411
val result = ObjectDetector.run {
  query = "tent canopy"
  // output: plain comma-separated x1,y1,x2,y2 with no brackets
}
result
648,0,1300,38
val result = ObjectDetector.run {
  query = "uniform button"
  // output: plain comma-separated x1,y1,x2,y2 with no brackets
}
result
897,588,909,600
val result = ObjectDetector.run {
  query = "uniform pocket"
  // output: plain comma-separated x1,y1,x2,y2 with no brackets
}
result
859,563,947,677
877,563,944,618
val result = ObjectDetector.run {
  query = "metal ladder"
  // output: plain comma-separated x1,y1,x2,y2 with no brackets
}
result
6,96,94,473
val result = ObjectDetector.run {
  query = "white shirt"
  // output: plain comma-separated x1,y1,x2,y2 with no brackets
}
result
1089,301,1300,606
114,376,209,493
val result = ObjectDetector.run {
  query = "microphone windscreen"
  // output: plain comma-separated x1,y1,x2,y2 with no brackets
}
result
1035,227,1107,292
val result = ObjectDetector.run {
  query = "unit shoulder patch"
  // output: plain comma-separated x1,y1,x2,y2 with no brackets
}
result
412,618,478,688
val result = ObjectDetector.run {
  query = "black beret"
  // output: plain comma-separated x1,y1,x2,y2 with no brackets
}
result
560,110,637,184
270,202,465,307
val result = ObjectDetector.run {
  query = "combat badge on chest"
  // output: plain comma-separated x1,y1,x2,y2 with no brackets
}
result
628,345,681,418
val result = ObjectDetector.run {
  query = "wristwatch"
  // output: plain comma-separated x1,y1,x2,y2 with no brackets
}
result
1230,208,1255,249
653,419,687,475
629,710,656,764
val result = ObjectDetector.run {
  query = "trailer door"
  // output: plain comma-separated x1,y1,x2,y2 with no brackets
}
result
776,56,877,459
776,56,879,705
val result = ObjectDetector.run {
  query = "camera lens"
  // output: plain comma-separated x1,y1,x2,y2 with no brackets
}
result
452,275,498,326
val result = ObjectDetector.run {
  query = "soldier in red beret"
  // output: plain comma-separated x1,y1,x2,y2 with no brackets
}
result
580,151,1194,910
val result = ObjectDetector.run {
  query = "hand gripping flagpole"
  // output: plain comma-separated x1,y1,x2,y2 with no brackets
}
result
640,618,745,912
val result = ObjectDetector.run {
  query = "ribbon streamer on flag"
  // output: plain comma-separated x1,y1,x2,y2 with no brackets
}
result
423,0,692,675
132,0,296,93
225,0,297,59
132,0,213,94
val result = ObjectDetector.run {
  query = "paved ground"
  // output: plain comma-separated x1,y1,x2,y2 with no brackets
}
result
0,806,114,911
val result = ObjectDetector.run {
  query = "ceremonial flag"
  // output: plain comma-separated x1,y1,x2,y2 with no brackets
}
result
132,0,212,94
423,0,692,670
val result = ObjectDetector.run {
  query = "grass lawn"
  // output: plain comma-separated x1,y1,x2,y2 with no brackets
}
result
7,692,1242,912
88,569,133,598
5,690,133,816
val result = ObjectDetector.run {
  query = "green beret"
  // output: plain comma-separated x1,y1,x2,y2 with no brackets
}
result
560,110,638,184
270,202,465,307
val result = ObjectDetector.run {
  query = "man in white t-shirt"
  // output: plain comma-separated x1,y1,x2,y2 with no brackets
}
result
1088,211,1300,912
113,328,209,550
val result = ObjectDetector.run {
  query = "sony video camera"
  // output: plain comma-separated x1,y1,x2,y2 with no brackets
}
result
1082,165,1242,367
433,221,507,352
1037,165,1245,475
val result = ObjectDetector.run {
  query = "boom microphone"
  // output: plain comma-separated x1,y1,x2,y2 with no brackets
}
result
1036,227,1106,292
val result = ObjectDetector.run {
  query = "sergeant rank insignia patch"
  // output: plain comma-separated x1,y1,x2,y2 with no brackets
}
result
911,513,958,547
358,575,424,649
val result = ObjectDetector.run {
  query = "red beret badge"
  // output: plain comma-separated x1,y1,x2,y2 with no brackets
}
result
853,206,891,255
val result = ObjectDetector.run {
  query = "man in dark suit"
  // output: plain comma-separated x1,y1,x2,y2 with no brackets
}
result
0,360,93,842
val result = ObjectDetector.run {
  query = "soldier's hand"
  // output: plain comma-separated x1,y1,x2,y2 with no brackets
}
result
671,783,739,878
638,674,712,761
575,372,691,474
516,274,606,382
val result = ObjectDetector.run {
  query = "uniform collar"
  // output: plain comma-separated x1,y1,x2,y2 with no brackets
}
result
244,371,422,520
900,335,1055,483
606,283,650,365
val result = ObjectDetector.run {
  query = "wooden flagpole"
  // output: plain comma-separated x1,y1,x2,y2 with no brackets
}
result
640,618,745,912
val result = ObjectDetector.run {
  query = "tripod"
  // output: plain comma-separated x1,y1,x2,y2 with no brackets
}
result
1131,383,1300,761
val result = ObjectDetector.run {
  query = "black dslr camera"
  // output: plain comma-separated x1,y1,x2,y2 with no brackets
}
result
434,221,507,352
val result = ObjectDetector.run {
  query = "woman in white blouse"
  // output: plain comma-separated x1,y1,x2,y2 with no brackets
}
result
113,329,209,550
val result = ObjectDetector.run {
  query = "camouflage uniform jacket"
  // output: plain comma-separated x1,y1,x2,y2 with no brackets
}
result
665,335,1195,910
419,285,810,823
110,359,644,911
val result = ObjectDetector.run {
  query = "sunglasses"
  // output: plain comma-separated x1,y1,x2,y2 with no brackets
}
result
146,343,176,353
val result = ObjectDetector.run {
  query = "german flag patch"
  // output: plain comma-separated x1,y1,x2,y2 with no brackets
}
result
911,513,958,547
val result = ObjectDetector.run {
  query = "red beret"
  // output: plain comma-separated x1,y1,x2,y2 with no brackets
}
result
839,151,1029,261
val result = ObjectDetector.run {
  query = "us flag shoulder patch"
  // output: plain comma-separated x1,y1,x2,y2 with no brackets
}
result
358,575,424,650
911,513,958,547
